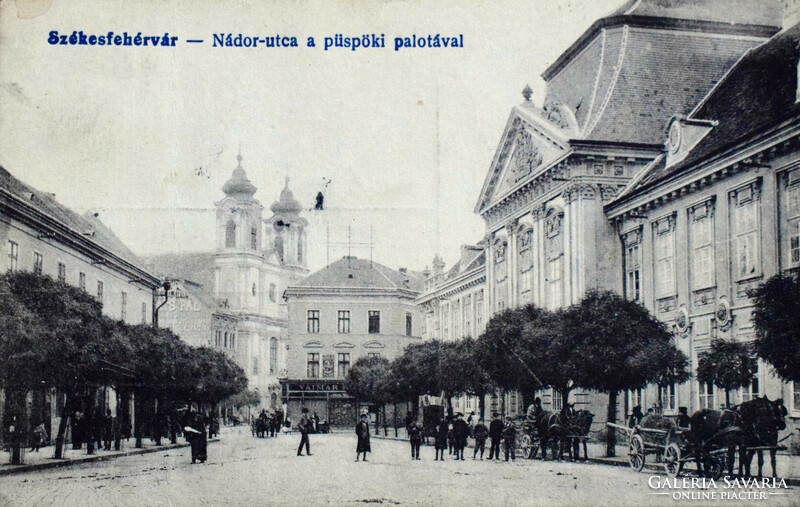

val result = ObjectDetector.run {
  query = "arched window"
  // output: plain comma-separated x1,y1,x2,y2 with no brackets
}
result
225,220,236,248
224,331,228,348
518,228,533,302
269,337,278,373
269,283,276,302
297,232,304,263
494,240,508,311
545,208,564,308
250,227,258,250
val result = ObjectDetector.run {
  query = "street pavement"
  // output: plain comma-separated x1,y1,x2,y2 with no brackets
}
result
0,427,796,507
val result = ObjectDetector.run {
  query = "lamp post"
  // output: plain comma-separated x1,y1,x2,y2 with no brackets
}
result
152,281,172,329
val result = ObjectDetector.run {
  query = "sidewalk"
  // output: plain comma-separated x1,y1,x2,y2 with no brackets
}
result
0,436,219,477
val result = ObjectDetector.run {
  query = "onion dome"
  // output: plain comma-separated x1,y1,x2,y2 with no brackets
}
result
222,154,257,198
270,178,303,215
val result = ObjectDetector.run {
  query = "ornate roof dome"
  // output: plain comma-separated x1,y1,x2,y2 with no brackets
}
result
222,154,257,198
270,178,303,215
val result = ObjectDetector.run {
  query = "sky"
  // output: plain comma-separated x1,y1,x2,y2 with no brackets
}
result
0,0,623,274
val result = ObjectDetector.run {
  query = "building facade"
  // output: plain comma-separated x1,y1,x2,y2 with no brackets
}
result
606,20,800,433
0,166,160,444
418,0,789,428
283,256,423,426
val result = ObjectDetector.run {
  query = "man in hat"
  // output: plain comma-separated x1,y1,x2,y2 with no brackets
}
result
451,413,469,460
676,407,690,429
355,413,371,461
472,418,489,460
297,408,312,456
489,412,503,460
503,416,516,462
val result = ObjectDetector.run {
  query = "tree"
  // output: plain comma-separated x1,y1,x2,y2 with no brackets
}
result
749,273,800,382
563,290,689,457
346,355,390,433
697,338,755,408
385,341,442,414
518,307,574,410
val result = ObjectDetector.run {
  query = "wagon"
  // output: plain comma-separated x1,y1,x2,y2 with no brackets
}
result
607,421,734,479
499,417,542,459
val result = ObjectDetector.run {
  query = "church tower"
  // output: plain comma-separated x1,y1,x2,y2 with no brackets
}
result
266,178,309,286
214,154,265,312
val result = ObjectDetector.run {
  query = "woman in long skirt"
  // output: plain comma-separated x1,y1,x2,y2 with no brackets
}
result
184,412,207,464
355,414,371,462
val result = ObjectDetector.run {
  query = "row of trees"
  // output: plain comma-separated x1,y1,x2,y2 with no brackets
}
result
0,271,248,462
346,290,689,455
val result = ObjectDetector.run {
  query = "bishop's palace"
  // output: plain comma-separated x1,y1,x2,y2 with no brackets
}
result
3,0,800,442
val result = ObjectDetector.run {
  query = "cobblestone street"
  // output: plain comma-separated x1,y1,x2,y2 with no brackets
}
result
0,428,796,507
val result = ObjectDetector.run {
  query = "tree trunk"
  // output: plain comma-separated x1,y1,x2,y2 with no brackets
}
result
134,392,143,449
725,389,730,408
478,390,486,420
53,393,74,459
84,391,96,455
606,390,618,457
500,389,506,417
561,387,571,410
382,404,387,436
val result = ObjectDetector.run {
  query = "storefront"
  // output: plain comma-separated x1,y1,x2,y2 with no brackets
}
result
280,380,357,428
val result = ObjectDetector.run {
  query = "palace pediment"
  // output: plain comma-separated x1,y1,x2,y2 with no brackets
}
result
475,103,572,215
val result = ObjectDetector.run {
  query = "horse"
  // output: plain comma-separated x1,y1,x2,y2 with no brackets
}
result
738,397,786,478
534,405,584,461
253,416,270,438
689,408,745,478
564,410,594,461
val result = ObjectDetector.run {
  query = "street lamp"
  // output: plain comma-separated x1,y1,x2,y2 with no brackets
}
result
152,281,172,329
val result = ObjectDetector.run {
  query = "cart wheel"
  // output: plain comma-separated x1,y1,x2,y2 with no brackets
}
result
704,455,724,480
663,443,683,478
520,434,533,459
629,435,646,472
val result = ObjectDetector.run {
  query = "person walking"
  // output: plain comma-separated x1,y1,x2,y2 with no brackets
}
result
452,413,469,461
503,416,516,462
488,412,503,460
472,418,488,460
355,413,371,462
408,417,422,460
183,411,207,464
30,422,46,452
434,417,449,461
297,408,312,456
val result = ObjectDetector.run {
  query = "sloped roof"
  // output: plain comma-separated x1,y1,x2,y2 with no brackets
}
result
609,0,781,26
0,166,147,271
295,256,424,292
144,251,216,293
629,22,800,193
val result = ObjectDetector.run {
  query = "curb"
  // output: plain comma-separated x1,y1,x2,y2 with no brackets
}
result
0,438,219,477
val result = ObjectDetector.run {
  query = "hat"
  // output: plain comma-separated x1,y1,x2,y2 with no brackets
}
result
302,407,309,413
360,413,368,418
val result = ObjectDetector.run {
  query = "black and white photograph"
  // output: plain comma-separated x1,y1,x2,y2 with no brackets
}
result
0,0,799,505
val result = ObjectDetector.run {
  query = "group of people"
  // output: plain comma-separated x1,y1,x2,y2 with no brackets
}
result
254,409,284,438
69,409,124,452
407,411,520,462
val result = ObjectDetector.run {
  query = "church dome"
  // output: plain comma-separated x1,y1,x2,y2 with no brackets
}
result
222,154,257,198
270,180,303,215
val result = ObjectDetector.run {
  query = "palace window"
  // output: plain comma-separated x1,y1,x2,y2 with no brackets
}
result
654,217,676,298
141,302,147,324
269,337,278,373
466,397,472,409
215,330,221,347
691,203,715,290
509,391,518,416
250,227,257,250
269,283,276,302
79,272,86,291
231,332,236,349
368,310,380,334
337,353,350,378
442,304,450,339
225,220,236,248
494,240,508,312
224,331,229,348
97,281,104,303
783,172,800,267
518,229,533,302
741,360,760,402
307,310,320,333
475,290,484,333
337,310,350,334
57,262,66,282
252,357,259,375
698,382,714,409
546,209,564,309
7,240,18,272
406,313,413,336
793,382,800,412
453,300,461,339
463,295,472,337
33,252,43,276
121,291,127,321
307,353,320,378
732,183,760,279
628,389,643,412
659,384,676,413
552,388,562,411
298,234,304,263
624,230,642,301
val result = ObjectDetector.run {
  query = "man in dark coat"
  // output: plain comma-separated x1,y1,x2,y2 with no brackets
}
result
503,416,516,462
297,408,312,456
488,412,503,460
355,413,371,461
102,409,113,451
451,413,469,460
408,417,423,460
472,418,489,460
434,417,449,461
